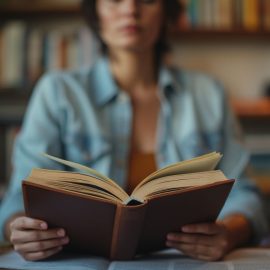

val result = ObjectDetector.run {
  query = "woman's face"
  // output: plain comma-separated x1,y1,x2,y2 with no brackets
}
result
97,0,164,53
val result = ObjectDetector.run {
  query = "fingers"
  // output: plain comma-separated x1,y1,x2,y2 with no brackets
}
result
167,232,216,246
10,217,48,231
9,216,69,261
181,222,225,235
166,222,229,261
166,241,222,261
11,228,66,244
14,237,69,253
13,232,69,261
23,246,63,261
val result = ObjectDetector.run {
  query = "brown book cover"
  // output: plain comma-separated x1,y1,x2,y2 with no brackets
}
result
22,178,234,260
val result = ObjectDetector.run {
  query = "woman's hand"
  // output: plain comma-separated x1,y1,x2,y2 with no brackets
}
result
8,216,69,261
166,215,252,261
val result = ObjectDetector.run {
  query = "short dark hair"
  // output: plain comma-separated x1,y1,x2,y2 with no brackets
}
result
81,0,183,58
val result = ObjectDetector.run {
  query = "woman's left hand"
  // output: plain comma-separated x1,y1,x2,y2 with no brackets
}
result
166,215,251,261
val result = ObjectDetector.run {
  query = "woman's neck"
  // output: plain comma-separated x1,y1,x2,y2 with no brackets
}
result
108,49,158,95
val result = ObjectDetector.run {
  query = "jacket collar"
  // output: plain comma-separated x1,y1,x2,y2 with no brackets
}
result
90,57,181,107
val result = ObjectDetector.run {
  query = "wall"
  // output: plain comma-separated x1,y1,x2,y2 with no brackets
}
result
171,39,270,99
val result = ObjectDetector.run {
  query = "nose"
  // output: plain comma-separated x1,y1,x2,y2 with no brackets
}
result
122,0,139,17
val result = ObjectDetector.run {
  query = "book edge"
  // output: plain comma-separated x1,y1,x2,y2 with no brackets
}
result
22,180,120,206
133,179,235,203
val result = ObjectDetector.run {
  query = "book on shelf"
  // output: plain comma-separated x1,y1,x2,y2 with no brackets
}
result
22,152,234,260
214,0,233,30
243,0,260,31
180,0,263,31
0,21,98,88
262,0,270,30
0,21,26,87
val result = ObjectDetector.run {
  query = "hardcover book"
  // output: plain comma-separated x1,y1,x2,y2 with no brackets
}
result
22,152,234,260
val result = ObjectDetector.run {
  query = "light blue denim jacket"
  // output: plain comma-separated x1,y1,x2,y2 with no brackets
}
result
0,57,268,242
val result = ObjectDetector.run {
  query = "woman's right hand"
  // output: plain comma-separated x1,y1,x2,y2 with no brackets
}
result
8,216,69,261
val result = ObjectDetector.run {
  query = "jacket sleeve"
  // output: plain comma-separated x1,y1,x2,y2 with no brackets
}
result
217,89,269,243
0,74,65,242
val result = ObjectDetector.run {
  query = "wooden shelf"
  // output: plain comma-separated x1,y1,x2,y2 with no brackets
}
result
171,29,270,41
231,98,270,117
0,89,30,124
250,174,270,194
0,88,32,100
0,4,81,19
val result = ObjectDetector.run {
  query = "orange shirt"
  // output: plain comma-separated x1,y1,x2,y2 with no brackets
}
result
127,150,157,194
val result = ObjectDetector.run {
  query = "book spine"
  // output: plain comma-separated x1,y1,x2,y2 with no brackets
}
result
177,0,190,30
188,0,198,28
27,29,43,84
218,0,232,30
110,203,147,260
263,0,270,30
1,22,26,87
243,0,260,31
233,0,243,29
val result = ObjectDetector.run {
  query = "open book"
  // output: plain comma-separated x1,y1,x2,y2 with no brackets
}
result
22,152,234,260
25,152,227,205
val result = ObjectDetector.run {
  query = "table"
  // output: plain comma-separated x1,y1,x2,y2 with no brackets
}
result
1,247,270,270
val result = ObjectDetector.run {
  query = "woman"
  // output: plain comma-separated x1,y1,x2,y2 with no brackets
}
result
0,0,268,262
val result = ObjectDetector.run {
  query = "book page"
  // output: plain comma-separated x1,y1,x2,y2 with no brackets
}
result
132,170,227,202
44,180,124,203
41,153,129,200
28,168,129,203
42,153,113,182
41,152,222,205
132,152,222,194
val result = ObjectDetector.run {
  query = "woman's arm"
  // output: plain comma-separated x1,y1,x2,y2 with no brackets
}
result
166,78,268,260
0,74,66,249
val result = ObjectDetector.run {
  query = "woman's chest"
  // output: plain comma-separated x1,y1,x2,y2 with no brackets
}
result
130,95,160,153
60,93,223,174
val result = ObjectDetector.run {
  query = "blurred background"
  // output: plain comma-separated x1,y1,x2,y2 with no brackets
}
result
0,0,269,201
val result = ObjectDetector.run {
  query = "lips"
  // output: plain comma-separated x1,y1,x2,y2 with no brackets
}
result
121,25,141,34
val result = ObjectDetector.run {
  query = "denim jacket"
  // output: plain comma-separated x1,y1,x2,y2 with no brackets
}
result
0,57,268,242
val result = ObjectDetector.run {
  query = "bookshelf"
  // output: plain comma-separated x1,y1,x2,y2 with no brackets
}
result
231,99,270,156
172,30,270,41
0,0,270,194
231,98,270,117
0,6,81,19
177,0,270,32
173,0,270,194
231,99,270,193
0,1,84,194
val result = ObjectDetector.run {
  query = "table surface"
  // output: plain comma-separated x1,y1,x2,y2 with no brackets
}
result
2,246,270,270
